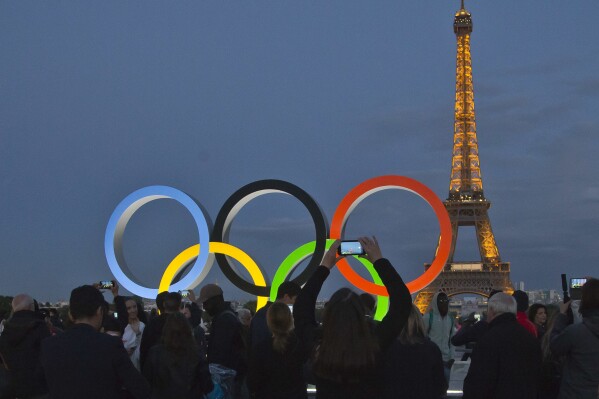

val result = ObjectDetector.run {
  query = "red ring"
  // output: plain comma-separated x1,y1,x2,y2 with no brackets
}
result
330,175,452,295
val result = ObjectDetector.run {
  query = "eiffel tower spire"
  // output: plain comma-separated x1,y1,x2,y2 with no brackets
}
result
414,2,513,313
449,0,484,201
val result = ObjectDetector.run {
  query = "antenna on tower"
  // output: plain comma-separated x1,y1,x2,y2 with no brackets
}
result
461,0,465,9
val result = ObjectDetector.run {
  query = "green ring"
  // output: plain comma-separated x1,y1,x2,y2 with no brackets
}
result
271,239,389,321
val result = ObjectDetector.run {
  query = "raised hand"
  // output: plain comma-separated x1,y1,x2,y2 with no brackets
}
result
358,236,383,264
322,239,342,270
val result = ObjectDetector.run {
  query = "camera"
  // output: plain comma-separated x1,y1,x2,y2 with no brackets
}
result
99,280,115,289
337,240,365,256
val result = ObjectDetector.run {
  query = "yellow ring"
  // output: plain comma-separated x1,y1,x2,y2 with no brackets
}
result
159,242,268,311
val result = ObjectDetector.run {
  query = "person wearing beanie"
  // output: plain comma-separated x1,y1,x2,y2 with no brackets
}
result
512,290,538,337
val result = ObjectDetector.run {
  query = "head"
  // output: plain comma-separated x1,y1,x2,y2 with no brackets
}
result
161,312,196,355
266,302,293,353
275,281,301,305
12,294,35,312
487,292,517,323
199,284,224,317
163,292,182,314
69,285,108,330
180,304,192,319
314,288,378,383
359,293,376,317
398,305,426,345
155,291,169,313
238,308,252,327
580,278,599,315
436,292,449,317
527,303,547,326
512,290,529,312
101,314,122,337
125,299,139,321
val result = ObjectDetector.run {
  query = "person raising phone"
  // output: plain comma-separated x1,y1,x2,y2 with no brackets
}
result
294,237,412,398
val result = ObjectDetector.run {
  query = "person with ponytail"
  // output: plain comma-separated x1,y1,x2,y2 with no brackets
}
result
247,302,308,399
294,237,412,398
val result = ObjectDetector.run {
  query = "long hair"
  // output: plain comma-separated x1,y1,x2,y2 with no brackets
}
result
266,302,293,353
313,288,379,384
161,312,197,357
527,303,547,326
398,305,427,345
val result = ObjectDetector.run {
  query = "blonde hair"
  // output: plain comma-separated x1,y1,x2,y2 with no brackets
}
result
266,302,293,353
398,304,427,345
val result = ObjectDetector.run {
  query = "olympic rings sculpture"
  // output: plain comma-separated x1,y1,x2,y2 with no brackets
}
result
105,176,452,318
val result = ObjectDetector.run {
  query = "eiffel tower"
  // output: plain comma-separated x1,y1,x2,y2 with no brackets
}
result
414,1,513,313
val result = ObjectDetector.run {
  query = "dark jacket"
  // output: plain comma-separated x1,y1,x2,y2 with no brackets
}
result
248,302,272,351
142,344,212,399
0,310,51,398
550,310,599,399
207,303,246,374
383,338,447,399
247,332,308,399
139,313,168,369
462,312,542,399
293,259,412,399
451,320,489,346
40,323,150,399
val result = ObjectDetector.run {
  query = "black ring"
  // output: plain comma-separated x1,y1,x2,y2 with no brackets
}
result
212,179,328,297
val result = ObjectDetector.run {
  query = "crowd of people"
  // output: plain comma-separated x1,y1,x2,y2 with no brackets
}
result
0,237,598,399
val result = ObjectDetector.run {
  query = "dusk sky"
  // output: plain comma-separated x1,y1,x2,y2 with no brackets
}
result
1,1,598,303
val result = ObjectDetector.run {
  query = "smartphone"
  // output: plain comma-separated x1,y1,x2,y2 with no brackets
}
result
179,290,191,298
99,280,115,289
337,240,365,256
474,313,481,322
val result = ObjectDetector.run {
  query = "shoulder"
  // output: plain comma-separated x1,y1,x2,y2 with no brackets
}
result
215,310,240,325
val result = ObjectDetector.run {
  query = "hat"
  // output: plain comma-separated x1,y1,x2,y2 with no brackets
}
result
199,284,223,303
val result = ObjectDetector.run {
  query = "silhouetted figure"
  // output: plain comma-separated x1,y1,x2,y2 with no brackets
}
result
40,285,150,399
383,304,447,399
247,302,307,399
463,293,542,399
143,312,213,398
551,278,599,399
294,237,412,398
0,294,51,398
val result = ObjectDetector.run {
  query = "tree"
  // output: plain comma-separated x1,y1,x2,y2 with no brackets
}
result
0,295,14,319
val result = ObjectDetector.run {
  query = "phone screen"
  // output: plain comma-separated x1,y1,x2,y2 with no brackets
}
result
338,241,365,256
100,280,114,289
570,278,587,289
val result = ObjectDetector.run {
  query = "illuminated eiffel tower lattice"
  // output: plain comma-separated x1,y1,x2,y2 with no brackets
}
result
414,1,513,313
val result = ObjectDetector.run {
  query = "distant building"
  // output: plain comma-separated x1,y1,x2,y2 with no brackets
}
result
526,289,561,304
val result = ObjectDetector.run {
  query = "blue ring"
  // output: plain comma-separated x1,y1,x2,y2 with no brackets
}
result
104,186,211,298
